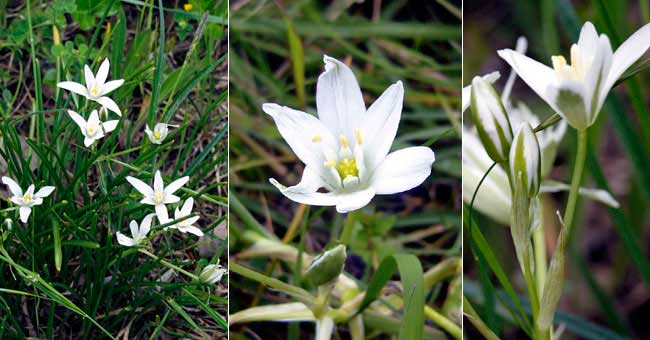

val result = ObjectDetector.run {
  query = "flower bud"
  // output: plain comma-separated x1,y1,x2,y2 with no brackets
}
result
470,76,513,162
509,123,541,198
304,244,347,287
199,264,226,284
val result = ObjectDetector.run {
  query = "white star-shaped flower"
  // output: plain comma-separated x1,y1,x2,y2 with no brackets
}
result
145,123,178,144
126,170,189,222
116,213,155,247
2,177,55,223
264,55,435,213
168,197,202,236
67,109,119,147
57,58,125,116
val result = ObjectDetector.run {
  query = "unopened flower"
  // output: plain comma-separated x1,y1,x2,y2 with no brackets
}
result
126,170,189,222
470,76,513,163
2,177,55,223
145,123,178,144
509,123,541,199
199,264,226,284
305,244,347,287
265,55,435,213
57,58,125,116
116,213,155,247
498,21,650,130
170,197,203,236
68,109,119,147
462,71,500,113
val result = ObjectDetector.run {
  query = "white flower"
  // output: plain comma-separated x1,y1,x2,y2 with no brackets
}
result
68,109,119,147
57,58,125,116
264,55,435,213
2,177,55,223
169,197,203,236
509,123,542,199
199,264,226,284
470,76,513,162
498,21,650,130
145,123,178,144
126,170,189,222
116,213,155,247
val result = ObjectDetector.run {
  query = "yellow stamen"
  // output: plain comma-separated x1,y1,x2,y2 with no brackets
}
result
153,192,164,204
87,124,98,136
23,194,32,201
336,158,359,179
354,129,362,145
312,135,322,143
324,160,336,168
91,88,99,96
154,131,162,140
340,135,349,149
183,3,193,11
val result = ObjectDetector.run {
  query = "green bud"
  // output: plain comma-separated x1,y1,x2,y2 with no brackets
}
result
304,244,347,287
509,123,541,198
470,76,513,162
199,264,226,284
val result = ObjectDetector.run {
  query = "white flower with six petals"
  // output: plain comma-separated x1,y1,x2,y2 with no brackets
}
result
169,197,203,236
57,58,125,116
116,213,155,247
264,56,435,213
2,177,55,223
68,109,119,147
126,170,189,222
145,123,178,144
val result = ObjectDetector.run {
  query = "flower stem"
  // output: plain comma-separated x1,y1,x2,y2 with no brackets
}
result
424,305,462,340
533,199,547,298
138,249,199,281
563,129,587,235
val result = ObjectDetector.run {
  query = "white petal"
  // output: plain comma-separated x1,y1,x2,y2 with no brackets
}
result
126,176,154,197
140,197,156,205
316,55,366,139
140,213,155,238
262,103,337,171
116,232,135,247
546,80,589,130
577,22,599,53
462,71,501,113
102,120,119,133
25,185,34,196
497,49,558,112
315,317,335,340
155,205,170,224
163,194,180,204
153,171,164,193
19,206,31,223
129,220,139,238
182,216,200,226
100,79,124,96
95,58,110,85
586,35,613,123
57,81,89,97
83,136,95,147
88,110,101,126
67,110,87,130
34,186,55,198
84,65,95,87
604,23,650,99
371,146,435,195
362,81,403,173
2,177,22,196
182,225,204,237
164,176,189,195
95,96,121,116
180,197,194,216
335,187,376,213
269,178,338,207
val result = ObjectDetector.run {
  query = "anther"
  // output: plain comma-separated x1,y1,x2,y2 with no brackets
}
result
354,129,362,145
312,135,322,143
340,135,349,149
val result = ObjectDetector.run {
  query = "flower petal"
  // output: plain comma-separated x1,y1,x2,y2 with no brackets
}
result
140,213,155,238
153,170,164,193
57,81,89,97
362,81,403,173
19,206,31,223
95,96,121,116
129,220,139,239
88,110,100,126
102,120,120,133
164,176,189,195
316,55,366,139
163,194,180,204
315,317,335,340
497,49,558,112
577,22,599,53
371,146,435,195
585,35,613,123
269,178,338,207
462,71,500,113
2,177,23,197
34,186,55,198
67,110,87,130
546,80,589,130
181,225,204,237
84,65,95,87
116,232,135,247
155,204,170,224
83,136,95,147
95,58,110,85
604,23,650,100
180,197,194,216
334,187,376,213
126,176,154,197
100,79,124,96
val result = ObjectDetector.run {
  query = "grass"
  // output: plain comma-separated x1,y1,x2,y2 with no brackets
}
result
229,1,461,339
463,0,650,338
0,1,228,338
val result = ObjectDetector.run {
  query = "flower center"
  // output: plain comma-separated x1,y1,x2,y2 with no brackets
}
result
336,158,358,179
86,123,99,137
23,194,32,202
551,45,592,82
153,191,164,205
91,88,100,96
154,131,162,140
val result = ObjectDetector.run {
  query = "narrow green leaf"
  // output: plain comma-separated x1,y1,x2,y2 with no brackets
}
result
53,220,62,272
284,17,305,109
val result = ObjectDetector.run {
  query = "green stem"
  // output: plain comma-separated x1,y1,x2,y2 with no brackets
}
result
138,249,199,281
563,129,587,234
533,198,547,298
230,262,315,305
424,305,462,340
